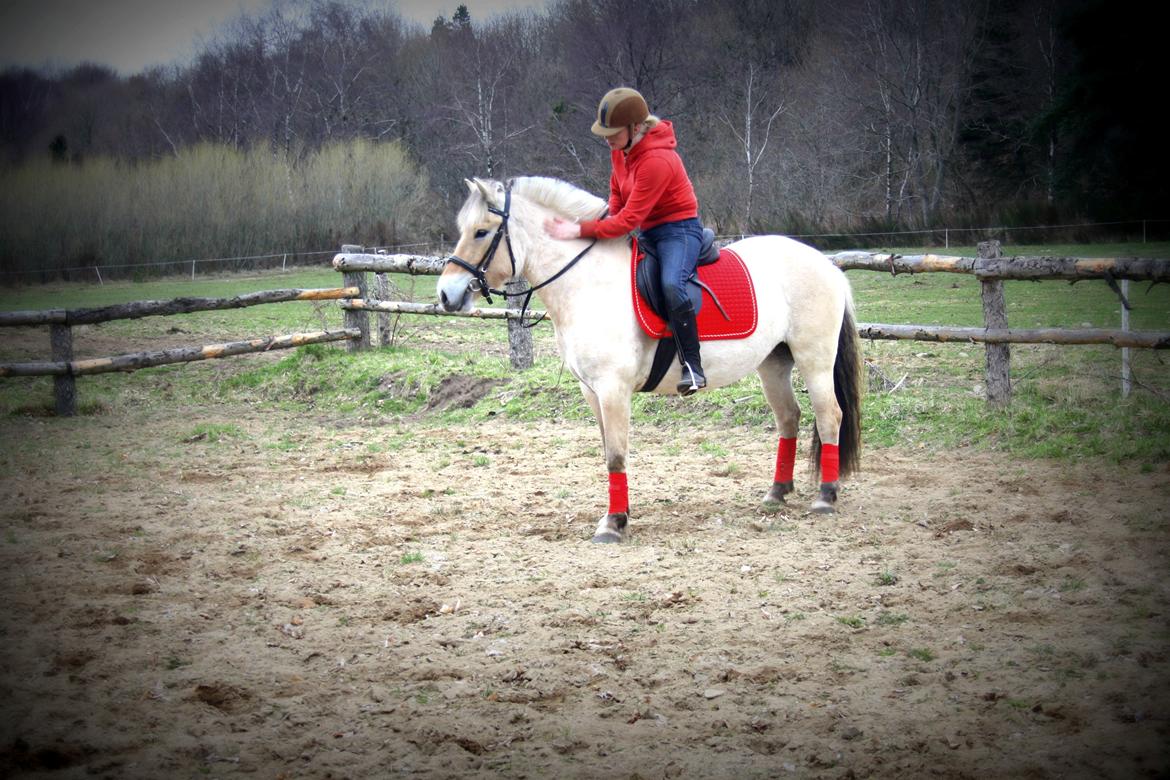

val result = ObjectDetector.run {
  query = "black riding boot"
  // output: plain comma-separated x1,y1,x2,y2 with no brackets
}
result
670,303,706,396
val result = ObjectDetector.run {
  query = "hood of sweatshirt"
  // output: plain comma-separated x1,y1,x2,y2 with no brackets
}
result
627,120,678,161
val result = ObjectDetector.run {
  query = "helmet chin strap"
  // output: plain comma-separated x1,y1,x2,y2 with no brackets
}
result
622,124,636,152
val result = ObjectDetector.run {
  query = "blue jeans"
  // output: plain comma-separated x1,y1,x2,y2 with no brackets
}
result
640,218,703,314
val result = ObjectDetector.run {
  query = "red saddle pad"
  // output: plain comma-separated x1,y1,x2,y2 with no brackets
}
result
632,244,758,341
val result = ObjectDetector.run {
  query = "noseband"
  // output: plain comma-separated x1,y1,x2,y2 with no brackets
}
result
444,182,602,328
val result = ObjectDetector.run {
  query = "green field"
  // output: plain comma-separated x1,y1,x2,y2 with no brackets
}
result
1,242,1168,465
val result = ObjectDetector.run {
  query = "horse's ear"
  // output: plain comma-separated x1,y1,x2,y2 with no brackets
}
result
471,178,500,208
464,178,477,194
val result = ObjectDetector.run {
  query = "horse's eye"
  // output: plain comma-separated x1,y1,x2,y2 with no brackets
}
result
474,229,490,239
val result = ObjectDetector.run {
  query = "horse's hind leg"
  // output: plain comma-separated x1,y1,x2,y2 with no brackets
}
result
803,364,844,514
758,345,800,513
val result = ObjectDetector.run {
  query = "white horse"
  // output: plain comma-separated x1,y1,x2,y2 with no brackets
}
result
438,176,862,543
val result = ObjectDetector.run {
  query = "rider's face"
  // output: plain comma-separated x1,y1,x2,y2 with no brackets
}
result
606,127,630,152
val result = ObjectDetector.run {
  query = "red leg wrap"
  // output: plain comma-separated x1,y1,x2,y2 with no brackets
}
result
774,437,797,483
820,443,840,484
608,471,629,515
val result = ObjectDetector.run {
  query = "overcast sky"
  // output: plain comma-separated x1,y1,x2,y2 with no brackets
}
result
0,0,549,76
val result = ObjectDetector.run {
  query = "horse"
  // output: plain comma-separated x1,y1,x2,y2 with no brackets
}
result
437,176,862,543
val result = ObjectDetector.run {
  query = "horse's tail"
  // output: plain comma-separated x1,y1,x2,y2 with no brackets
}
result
811,301,863,480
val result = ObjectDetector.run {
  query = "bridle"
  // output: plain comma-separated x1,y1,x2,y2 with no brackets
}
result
443,181,601,328
444,185,516,306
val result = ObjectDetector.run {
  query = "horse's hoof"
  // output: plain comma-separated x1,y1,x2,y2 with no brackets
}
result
592,512,627,544
810,482,838,514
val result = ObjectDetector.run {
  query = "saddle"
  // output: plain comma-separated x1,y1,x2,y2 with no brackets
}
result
631,230,758,392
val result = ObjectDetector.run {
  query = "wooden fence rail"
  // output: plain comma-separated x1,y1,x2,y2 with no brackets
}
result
340,299,544,322
827,252,1170,282
0,287,362,415
0,329,359,378
331,249,1170,283
0,287,358,327
855,324,1169,349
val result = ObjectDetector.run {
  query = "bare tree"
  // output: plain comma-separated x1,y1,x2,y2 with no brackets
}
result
718,62,786,230
429,13,537,178
847,0,989,226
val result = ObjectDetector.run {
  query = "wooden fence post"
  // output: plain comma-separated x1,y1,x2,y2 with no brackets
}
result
978,240,1011,407
1121,279,1131,398
375,273,392,347
340,245,370,352
505,280,533,370
50,323,76,416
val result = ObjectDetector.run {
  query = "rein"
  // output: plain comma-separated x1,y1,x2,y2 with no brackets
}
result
443,183,600,329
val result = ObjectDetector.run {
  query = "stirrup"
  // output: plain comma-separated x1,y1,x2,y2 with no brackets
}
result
677,363,706,396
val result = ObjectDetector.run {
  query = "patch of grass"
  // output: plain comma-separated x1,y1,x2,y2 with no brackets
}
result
182,422,244,443
268,435,301,452
874,570,899,586
836,615,865,629
908,648,936,662
398,551,425,565
876,612,910,626
699,441,728,458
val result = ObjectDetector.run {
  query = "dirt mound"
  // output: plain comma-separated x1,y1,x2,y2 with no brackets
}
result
425,373,507,411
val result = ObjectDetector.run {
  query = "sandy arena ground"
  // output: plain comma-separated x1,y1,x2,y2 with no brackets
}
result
1,398,1168,778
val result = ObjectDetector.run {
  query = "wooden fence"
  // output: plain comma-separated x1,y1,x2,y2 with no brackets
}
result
0,288,360,415
333,240,1170,407
3,242,1165,416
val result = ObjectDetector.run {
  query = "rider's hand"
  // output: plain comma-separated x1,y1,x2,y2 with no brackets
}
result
544,217,581,240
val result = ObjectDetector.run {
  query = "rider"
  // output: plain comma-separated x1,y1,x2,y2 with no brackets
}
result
544,87,706,395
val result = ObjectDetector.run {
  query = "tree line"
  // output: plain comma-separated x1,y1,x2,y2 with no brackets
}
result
0,0,1163,269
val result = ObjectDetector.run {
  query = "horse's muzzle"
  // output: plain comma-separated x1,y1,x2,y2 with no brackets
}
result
437,275,473,313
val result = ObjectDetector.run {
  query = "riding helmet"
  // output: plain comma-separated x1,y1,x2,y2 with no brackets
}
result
591,87,650,137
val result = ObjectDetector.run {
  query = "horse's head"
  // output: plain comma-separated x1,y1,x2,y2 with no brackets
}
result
438,178,517,312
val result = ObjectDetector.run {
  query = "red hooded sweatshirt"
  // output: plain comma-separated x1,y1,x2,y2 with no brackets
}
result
577,120,699,240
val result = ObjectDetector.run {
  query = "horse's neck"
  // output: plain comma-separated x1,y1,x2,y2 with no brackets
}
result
507,203,621,322
515,220,626,327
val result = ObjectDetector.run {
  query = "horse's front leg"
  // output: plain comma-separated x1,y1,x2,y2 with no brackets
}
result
581,381,633,543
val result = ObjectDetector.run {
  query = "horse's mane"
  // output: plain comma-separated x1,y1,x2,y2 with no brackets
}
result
511,176,607,222
457,175,606,234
